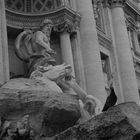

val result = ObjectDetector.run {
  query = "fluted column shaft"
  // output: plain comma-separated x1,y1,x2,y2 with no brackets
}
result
71,32,86,90
0,0,9,85
110,0,140,105
60,31,75,76
76,0,106,104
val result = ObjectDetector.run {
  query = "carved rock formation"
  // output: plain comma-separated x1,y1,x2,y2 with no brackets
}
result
0,81,80,138
52,102,140,140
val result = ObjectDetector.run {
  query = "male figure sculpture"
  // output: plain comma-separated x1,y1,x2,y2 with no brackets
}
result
15,18,103,124
14,19,72,93
15,19,56,76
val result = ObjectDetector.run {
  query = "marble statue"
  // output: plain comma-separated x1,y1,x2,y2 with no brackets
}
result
15,19,56,76
14,19,72,92
62,76,103,124
0,18,104,138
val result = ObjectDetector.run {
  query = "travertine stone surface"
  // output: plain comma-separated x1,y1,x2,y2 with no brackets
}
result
60,32,75,76
71,32,86,90
0,0,9,85
52,102,140,140
0,85,80,137
111,6,140,105
76,0,106,104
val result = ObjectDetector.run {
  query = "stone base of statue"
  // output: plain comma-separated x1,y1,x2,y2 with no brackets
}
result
0,78,80,138
52,102,140,140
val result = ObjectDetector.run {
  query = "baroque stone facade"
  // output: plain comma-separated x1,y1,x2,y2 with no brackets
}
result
0,0,140,106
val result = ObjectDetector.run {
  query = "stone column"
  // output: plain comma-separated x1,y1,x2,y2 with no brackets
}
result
110,0,140,105
60,31,75,76
71,31,86,90
138,1,140,9
0,0,9,85
102,1,124,104
76,0,107,104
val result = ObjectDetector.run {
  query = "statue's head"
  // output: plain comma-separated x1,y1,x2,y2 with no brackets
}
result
40,19,53,35
38,63,72,81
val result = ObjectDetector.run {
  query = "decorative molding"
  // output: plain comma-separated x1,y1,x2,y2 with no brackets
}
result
5,0,72,14
97,30,112,50
102,0,126,8
53,22,74,33
6,7,81,33
125,0,140,15
102,0,110,8
125,15,137,31
92,0,106,34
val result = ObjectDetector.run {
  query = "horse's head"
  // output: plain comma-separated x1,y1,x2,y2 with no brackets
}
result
38,63,72,81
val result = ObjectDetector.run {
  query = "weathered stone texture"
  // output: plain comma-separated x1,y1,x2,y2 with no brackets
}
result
0,84,80,137
52,102,140,140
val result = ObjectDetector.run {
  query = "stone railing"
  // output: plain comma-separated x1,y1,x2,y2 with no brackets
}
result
5,0,72,14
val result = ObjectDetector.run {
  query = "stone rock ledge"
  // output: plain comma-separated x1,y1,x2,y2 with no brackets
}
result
0,87,80,137
51,102,140,140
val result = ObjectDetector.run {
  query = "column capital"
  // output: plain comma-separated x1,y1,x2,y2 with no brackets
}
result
53,11,81,33
102,0,126,8
54,22,75,33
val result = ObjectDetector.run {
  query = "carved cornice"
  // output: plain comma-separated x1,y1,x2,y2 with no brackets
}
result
97,30,112,50
102,0,126,8
54,22,74,33
125,0,140,15
6,7,81,33
125,15,137,31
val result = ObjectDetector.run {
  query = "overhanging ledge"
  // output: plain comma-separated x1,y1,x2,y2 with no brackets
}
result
6,6,81,33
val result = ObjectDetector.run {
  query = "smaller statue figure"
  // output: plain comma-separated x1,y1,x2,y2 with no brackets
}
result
17,115,30,136
77,95,103,124
59,76,103,124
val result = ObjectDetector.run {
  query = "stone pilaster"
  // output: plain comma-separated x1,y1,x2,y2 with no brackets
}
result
76,0,107,104
137,0,140,9
71,0,76,10
71,31,86,90
0,0,9,85
109,0,140,104
59,24,75,76
102,0,124,103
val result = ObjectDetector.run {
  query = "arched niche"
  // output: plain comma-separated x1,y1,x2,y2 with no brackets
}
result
5,0,81,78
